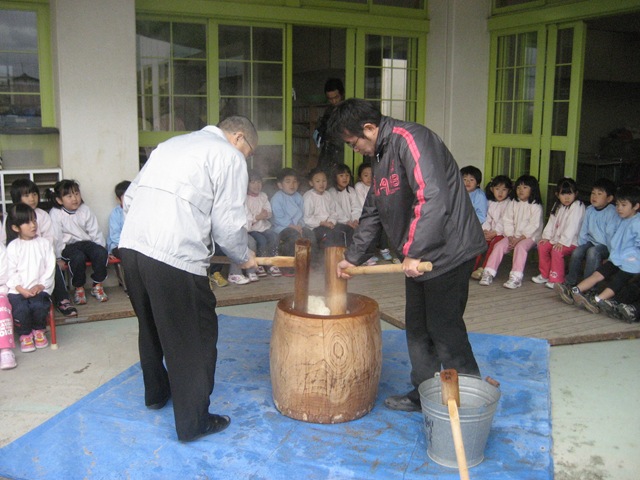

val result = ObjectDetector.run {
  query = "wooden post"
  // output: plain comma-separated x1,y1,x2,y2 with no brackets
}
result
293,238,311,312
324,246,347,315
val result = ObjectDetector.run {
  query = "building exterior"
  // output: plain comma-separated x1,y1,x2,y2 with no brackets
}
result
1,0,639,234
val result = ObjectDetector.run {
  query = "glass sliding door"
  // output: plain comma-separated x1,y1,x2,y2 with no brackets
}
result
540,24,585,208
137,20,207,133
217,24,285,175
486,22,585,210
136,18,425,177
361,33,420,121
351,31,423,169
487,28,543,182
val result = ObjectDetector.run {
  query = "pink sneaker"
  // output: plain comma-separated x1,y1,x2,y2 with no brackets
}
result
0,349,17,370
20,334,36,353
32,329,49,349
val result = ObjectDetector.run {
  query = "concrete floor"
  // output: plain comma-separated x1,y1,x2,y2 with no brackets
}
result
0,301,638,479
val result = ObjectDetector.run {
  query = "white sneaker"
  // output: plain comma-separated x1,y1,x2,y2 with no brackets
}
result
269,266,282,277
503,274,522,289
479,272,493,286
365,257,378,266
531,274,548,284
545,282,555,289
0,349,17,370
256,266,268,277
247,272,259,282
380,249,393,261
228,274,250,285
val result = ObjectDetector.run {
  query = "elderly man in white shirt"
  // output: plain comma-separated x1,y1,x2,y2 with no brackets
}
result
119,116,257,442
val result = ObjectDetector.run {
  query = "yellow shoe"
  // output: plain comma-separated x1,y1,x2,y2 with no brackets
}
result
210,271,228,288
471,268,484,280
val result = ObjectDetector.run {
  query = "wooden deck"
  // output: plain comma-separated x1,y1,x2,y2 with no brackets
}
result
55,262,640,346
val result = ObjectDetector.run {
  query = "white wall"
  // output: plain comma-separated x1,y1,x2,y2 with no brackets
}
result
426,0,491,180
50,0,139,237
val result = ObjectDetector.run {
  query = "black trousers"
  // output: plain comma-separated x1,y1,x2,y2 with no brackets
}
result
120,248,218,440
278,226,322,268
61,240,108,288
51,265,71,306
404,258,480,403
313,224,354,248
9,292,50,336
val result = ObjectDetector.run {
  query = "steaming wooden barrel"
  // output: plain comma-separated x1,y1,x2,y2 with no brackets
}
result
270,293,382,424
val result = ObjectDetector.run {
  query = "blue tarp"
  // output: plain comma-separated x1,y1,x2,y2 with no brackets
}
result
0,315,552,479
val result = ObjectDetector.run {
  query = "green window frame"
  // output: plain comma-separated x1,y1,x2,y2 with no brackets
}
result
486,21,585,211
361,33,421,121
216,22,285,175
136,7,427,175
217,24,284,133
0,2,54,129
136,20,208,133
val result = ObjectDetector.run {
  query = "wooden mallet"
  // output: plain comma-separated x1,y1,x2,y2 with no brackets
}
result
342,262,432,275
293,238,311,312
210,255,295,267
441,369,469,480
325,246,348,315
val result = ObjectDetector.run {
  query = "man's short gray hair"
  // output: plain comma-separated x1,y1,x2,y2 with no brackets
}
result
218,116,258,148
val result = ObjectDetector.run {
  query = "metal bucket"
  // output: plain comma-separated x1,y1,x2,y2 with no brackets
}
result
418,374,500,468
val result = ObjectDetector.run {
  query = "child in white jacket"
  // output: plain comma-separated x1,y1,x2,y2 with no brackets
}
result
329,164,362,229
246,170,281,277
480,175,544,289
532,178,585,289
47,179,108,305
472,175,513,279
303,168,352,248
5,204,56,353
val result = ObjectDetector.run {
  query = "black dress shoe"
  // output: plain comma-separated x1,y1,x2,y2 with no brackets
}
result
384,394,422,412
146,394,171,410
179,414,231,442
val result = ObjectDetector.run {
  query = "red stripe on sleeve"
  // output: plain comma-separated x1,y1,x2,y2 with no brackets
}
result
392,126,426,257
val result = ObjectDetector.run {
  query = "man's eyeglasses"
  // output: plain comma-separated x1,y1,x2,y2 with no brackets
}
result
346,137,361,150
243,136,254,156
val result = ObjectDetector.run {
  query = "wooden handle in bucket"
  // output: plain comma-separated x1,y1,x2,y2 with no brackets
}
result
441,369,469,480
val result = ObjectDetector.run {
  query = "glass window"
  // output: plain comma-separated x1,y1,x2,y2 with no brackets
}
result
551,28,573,137
491,147,531,180
494,31,537,134
218,25,284,131
137,20,207,132
364,34,418,121
0,9,41,128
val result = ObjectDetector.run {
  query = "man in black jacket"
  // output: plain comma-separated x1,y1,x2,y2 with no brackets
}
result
314,78,346,174
329,99,486,412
